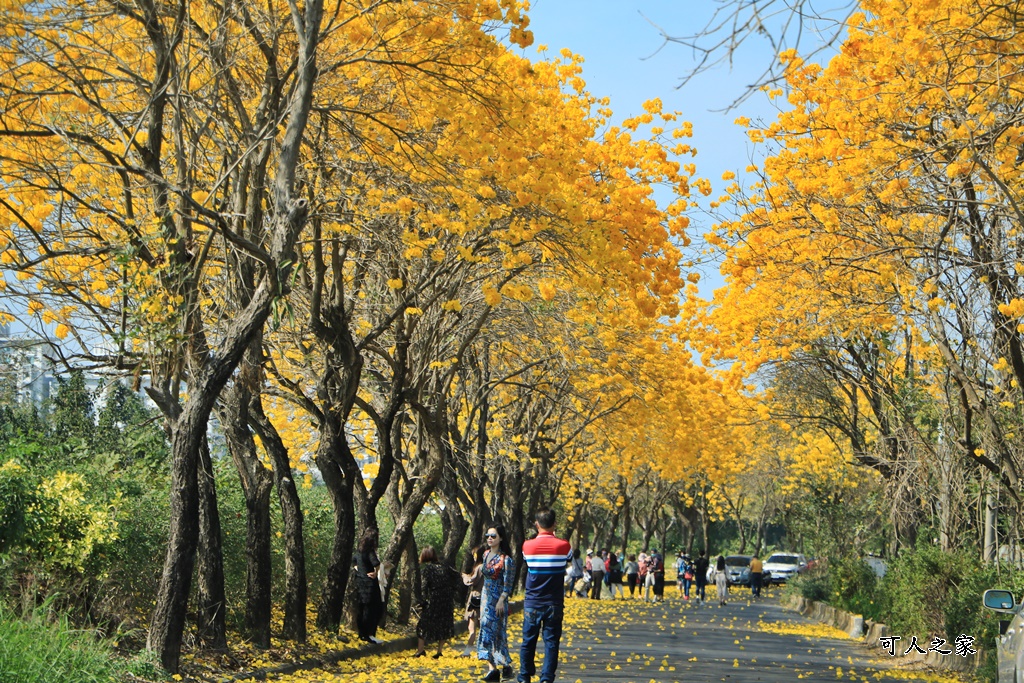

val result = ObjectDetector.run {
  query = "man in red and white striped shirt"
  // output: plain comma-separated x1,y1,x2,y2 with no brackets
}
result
518,508,571,683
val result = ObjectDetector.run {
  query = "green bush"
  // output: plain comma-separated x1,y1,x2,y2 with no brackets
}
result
871,541,1022,683
788,570,828,602
827,557,880,620
798,539,1021,683
0,458,121,574
0,376,172,628
876,540,982,640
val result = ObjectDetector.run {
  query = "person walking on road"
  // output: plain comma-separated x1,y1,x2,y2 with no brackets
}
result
637,551,649,600
605,551,624,599
519,508,572,683
677,553,694,599
750,555,763,598
564,548,584,599
477,525,515,681
586,549,604,600
693,550,709,603
714,555,728,606
624,554,640,598
649,548,665,601
674,552,686,597
642,552,656,602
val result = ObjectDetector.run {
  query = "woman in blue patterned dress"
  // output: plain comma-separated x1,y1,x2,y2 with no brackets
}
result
476,524,515,682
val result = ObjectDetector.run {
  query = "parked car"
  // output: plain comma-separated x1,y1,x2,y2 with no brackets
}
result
983,588,1021,682
864,554,887,579
762,553,808,584
724,555,753,586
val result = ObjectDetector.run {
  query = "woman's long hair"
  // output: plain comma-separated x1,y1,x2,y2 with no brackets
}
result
716,555,726,571
358,529,378,554
491,524,513,558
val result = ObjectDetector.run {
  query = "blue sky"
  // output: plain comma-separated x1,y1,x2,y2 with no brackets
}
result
519,1,796,289
522,1,786,186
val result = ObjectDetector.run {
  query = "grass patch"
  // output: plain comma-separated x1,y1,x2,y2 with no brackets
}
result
0,604,124,683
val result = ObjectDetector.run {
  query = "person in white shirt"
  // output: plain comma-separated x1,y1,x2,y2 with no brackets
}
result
585,549,604,599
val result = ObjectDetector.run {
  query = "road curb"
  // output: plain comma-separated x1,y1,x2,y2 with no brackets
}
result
784,595,981,673
786,596,864,638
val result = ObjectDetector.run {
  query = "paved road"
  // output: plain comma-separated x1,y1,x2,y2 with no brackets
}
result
269,590,966,683
558,592,958,682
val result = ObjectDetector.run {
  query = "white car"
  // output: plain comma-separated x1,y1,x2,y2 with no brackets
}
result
984,589,1023,681
762,553,807,584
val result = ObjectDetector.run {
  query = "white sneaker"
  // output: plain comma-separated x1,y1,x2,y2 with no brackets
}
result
369,636,384,644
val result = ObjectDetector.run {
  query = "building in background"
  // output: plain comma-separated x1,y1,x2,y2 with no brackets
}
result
0,323,56,406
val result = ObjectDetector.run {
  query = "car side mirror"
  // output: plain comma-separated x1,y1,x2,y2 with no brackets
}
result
983,589,1018,613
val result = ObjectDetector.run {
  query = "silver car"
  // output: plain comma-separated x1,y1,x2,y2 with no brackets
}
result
984,589,1023,681
762,553,808,584
725,555,752,586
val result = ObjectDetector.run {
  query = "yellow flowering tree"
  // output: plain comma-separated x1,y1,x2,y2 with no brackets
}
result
701,0,1024,553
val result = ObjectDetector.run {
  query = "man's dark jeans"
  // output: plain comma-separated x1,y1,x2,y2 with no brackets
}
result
518,603,563,683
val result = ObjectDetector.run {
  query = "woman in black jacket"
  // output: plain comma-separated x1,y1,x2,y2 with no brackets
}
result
354,529,384,642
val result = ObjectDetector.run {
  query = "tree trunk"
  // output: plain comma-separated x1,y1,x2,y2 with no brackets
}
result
315,451,356,632
381,406,448,575
439,467,469,566
397,536,418,624
658,517,672,554
146,185,312,673
382,455,446,571
244,485,273,646
465,350,490,567
606,492,623,555
571,509,585,553
249,399,307,642
147,397,209,672
753,515,765,557
195,435,227,649
985,470,998,564
219,361,274,649
699,489,710,555
642,522,654,551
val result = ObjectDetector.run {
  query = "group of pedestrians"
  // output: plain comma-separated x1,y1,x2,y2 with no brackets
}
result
353,515,773,682
565,547,668,601
568,548,628,599
673,550,765,606
408,509,572,683
563,546,754,607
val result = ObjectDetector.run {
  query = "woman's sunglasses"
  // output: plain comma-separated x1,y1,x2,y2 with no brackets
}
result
485,533,498,539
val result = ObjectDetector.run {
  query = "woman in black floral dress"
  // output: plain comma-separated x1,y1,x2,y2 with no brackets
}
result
414,545,456,657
